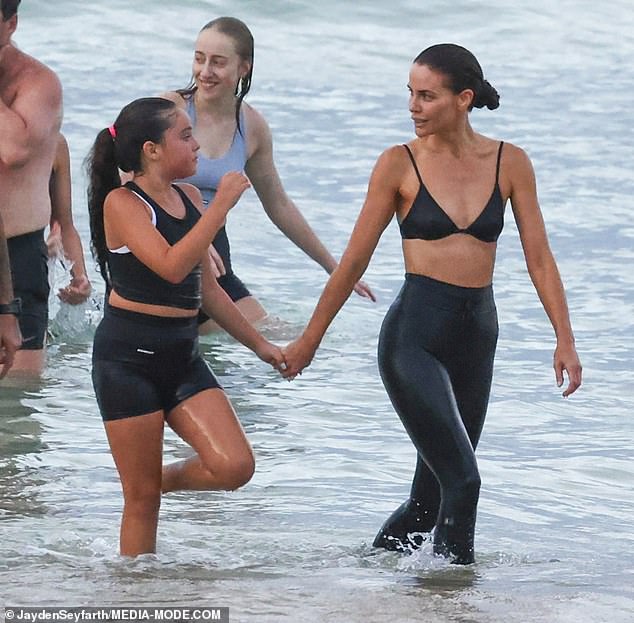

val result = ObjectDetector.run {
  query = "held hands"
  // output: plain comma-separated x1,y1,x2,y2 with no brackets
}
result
554,340,582,397
280,334,318,380
254,338,287,375
214,171,251,214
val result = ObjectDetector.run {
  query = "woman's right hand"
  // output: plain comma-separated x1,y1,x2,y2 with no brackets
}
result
554,340,582,397
214,171,251,213
281,334,318,380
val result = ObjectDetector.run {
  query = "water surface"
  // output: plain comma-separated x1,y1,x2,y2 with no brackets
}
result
2,1,633,621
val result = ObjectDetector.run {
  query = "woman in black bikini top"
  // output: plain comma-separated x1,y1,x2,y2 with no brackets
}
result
282,43,582,564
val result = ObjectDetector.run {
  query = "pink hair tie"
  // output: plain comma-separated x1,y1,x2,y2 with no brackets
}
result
108,125,117,139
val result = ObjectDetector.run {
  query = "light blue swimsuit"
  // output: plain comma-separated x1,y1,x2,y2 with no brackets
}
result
178,97,251,302
180,98,248,206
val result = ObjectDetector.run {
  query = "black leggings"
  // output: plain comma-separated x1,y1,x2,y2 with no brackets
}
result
374,273,498,564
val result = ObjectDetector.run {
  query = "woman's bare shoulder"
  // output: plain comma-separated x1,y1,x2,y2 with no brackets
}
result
377,143,412,170
241,102,270,137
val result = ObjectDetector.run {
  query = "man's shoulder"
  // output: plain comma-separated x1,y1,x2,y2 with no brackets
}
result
25,54,61,88
13,49,62,96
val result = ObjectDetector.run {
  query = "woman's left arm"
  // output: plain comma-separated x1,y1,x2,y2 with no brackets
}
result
244,109,375,301
508,144,582,396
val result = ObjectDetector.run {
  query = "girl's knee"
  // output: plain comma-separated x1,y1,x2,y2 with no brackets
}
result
122,488,162,516
200,451,255,491
222,453,255,490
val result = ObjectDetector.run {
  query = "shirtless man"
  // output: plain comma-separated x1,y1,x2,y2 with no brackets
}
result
0,0,63,374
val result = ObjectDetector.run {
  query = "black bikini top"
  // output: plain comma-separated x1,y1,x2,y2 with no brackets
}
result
399,142,505,243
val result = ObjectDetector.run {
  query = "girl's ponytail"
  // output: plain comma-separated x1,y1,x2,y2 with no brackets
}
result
84,97,176,286
86,127,120,286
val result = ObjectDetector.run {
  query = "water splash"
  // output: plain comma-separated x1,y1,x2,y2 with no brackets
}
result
47,255,100,341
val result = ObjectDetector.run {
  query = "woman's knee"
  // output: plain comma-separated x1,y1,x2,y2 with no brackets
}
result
444,471,481,513
460,472,481,499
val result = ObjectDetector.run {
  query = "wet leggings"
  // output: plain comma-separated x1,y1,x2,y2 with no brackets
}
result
374,273,498,564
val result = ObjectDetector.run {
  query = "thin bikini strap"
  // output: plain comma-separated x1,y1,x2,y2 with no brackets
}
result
403,144,423,186
495,141,504,184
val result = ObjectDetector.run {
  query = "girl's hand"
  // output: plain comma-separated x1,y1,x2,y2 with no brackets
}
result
255,339,286,374
214,171,251,214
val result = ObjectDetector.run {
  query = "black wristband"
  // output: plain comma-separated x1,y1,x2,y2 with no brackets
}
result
0,298,21,316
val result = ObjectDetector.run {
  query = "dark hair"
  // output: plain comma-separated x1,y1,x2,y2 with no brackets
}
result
85,97,177,284
1,0,20,20
414,43,500,111
177,16,254,133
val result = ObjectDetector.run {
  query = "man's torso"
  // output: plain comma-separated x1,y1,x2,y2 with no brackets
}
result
0,45,62,238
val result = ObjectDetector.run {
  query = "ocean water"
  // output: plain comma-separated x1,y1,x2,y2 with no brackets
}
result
2,1,633,621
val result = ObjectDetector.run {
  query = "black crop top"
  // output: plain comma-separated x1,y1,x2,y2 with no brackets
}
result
107,182,202,309
399,142,505,243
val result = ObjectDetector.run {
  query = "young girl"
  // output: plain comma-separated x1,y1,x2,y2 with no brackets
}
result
283,45,582,564
86,97,285,556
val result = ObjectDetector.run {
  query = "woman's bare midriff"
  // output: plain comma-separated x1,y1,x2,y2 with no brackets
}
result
402,236,497,287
